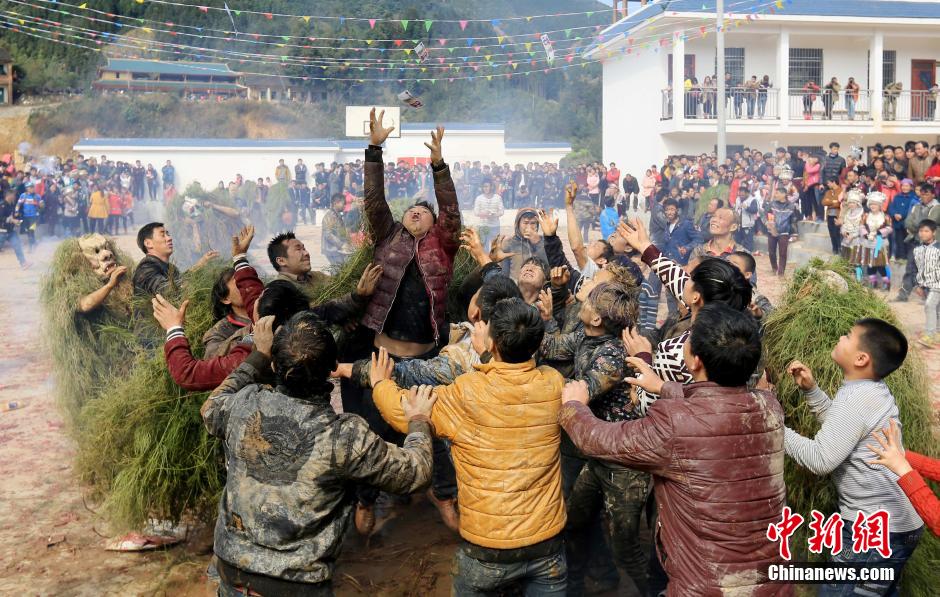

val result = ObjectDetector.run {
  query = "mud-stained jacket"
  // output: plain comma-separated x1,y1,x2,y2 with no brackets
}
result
561,381,790,597
373,360,566,549
202,314,252,359
351,322,482,388
362,145,461,343
202,350,433,585
538,331,640,423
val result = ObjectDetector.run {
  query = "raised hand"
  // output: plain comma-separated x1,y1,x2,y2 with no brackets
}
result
622,327,652,357
537,208,558,237
231,225,255,257
624,356,665,395
471,321,489,356
489,235,516,263
355,263,384,296
424,126,445,164
617,218,652,254
460,228,490,265
565,181,578,207
369,108,396,146
787,360,816,392
536,288,554,322
107,265,128,288
194,250,220,270
370,347,395,388
253,315,275,358
550,266,570,289
152,294,189,331
402,385,438,420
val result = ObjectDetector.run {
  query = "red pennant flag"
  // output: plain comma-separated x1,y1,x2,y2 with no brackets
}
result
566,55,573,63
437,57,445,64
264,13,273,20
438,38,446,46
369,19,376,29
473,45,481,53
393,39,404,47
459,20,468,30
252,34,260,40
198,5,207,13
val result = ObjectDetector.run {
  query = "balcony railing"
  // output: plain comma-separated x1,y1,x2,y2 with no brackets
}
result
789,88,873,121
662,87,780,120
884,90,939,122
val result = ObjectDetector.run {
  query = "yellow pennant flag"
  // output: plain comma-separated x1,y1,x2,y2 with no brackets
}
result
79,3,87,8
525,42,533,51
303,16,310,24
404,49,412,55
497,36,504,44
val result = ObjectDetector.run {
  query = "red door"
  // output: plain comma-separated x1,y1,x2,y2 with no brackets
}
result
911,60,936,120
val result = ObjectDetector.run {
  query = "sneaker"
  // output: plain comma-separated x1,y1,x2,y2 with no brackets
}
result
354,503,375,536
426,490,460,533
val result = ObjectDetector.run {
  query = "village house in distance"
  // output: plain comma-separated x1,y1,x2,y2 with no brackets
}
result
92,58,247,99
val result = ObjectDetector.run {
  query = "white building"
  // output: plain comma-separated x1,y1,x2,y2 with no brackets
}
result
591,0,940,176
73,123,571,192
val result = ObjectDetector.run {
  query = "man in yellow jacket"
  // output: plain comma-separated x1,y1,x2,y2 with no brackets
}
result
371,297,567,595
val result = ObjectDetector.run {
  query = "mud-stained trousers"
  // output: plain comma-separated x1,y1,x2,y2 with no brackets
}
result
565,460,651,597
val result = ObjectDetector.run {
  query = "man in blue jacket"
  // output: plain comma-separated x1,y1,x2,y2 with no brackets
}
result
888,178,919,261
661,198,702,266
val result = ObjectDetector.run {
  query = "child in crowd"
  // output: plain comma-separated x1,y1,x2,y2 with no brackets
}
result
857,191,892,290
560,302,788,596
599,196,619,241
784,319,924,595
838,189,865,263
912,219,940,346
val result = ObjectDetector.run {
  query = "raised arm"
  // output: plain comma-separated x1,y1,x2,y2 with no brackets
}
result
364,108,396,243
564,182,589,269
427,127,461,253
78,266,128,313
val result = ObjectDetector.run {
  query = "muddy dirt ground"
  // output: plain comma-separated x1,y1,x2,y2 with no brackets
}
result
1,222,937,596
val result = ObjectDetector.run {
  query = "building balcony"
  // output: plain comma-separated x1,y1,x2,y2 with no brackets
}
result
661,88,939,126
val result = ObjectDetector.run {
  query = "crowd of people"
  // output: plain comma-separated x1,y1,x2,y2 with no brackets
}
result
5,112,940,596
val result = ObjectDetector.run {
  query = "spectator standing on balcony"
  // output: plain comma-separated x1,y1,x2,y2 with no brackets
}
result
802,80,820,119
884,82,903,121
744,76,759,119
844,77,861,120
927,83,939,121
702,76,716,118
757,75,772,118
823,77,841,120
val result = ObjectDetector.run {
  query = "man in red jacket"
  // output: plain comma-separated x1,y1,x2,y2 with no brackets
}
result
561,303,791,596
153,226,382,392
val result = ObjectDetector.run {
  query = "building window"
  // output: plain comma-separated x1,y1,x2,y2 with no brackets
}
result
0,64,6,75
787,145,825,159
883,50,897,85
714,48,745,85
789,48,823,89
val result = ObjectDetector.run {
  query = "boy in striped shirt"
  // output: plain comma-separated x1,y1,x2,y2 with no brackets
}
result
784,319,923,596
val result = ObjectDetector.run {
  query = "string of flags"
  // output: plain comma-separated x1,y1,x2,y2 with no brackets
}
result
1,0,787,83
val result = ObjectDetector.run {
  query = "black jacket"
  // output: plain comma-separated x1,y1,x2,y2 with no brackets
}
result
821,153,846,185
133,254,181,297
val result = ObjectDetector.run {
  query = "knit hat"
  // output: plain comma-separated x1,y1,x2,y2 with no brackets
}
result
845,189,864,206
866,191,887,208
900,178,914,187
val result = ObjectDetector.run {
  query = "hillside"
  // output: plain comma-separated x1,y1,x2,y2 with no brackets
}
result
2,0,608,157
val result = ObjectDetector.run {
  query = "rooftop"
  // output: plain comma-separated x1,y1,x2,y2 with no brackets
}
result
100,58,237,77
75,138,337,149
93,79,244,91
401,122,504,131
591,0,940,54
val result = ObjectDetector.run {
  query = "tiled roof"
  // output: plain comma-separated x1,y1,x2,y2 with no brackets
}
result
101,59,236,76
93,79,243,91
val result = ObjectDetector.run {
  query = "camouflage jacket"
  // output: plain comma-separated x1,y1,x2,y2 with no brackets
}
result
351,322,484,388
538,331,641,422
320,208,349,254
201,350,433,585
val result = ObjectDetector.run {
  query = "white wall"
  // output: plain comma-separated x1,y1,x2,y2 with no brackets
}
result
602,51,669,178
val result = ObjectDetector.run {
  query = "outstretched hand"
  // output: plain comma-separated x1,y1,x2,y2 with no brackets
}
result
370,347,395,388
787,360,816,392
107,265,128,288
866,418,913,476
624,356,664,395
622,327,652,357
537,208,558,237
424,126,445,164
152,294,189,331
489,235,516,263
369,107,396,146
460,228,490,265
617,219,652,255
231,225,255,257
562,380,590,405
565,181,578,207
402,385,438,420
536,288,554,322
253,315,275,358
355,263,384,296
